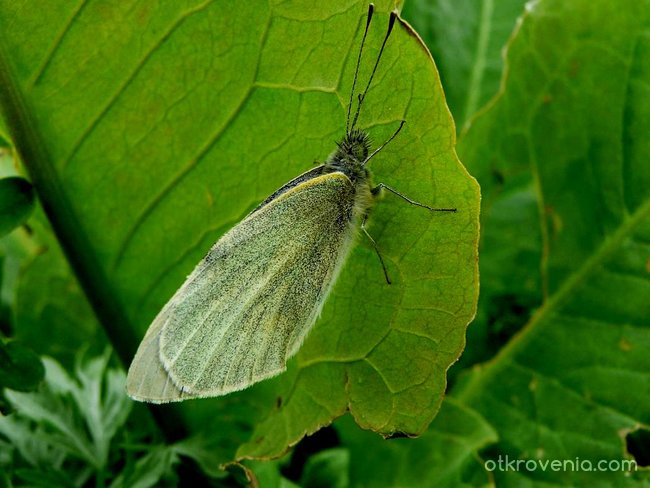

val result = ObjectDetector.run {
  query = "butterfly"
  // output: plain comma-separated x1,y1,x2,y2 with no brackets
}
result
126,4,455,402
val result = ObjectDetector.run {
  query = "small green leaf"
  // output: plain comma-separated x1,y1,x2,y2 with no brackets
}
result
0,177,34,237
0,351,132,470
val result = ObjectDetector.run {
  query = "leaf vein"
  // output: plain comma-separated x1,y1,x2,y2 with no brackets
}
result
61,0,215,171
29,0,89,88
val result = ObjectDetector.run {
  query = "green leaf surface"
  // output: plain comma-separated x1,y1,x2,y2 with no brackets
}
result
0,177,34,237
402,0,528,130
0,0,479,463
14,468,77,488
0,117,7,143
452,0,650,485
244,454,300,488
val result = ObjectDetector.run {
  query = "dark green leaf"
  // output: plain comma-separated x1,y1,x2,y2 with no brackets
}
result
402,0,528,129
300,447,349,488
0,340,44,392
15,467,77,488
0,177,34,237
452,0,650,485
108,446,178,488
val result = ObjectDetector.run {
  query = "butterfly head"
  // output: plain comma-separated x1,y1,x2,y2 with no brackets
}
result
337,129,370,163
325,129,371,184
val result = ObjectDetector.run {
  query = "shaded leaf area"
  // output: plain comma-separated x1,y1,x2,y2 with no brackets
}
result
0,340,43,393
9,210,106,369
244,446,346,488
0,149,44,415
0,0,479,464
453,179,542,376
0,140,104,369
402,0,528,130
451,0,650,485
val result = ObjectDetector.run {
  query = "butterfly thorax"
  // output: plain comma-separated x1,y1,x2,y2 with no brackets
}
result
325,129,371,185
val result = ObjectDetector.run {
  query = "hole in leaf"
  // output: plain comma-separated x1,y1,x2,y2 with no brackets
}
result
626,428,650,467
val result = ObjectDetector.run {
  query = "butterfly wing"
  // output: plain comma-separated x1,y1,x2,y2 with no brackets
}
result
126,172,358,402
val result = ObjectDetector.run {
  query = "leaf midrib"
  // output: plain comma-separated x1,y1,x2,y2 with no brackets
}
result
462,0,495,127
0,34,136,360
0,25,194,444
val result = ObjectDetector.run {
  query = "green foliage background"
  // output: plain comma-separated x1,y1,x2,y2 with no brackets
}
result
0,0,649,486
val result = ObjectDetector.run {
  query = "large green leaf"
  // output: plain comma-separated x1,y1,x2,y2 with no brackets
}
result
453,0,650,485
0,0,479,464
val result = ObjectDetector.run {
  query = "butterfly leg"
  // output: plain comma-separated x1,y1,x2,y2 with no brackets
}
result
361,214,391,285
371,183,456,212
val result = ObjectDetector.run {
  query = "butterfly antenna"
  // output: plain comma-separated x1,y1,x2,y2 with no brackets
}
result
350,10,397,131
363,119,404,165
346,4,374,135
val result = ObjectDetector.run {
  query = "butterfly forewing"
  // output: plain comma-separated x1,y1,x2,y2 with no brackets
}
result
126,172,358,402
